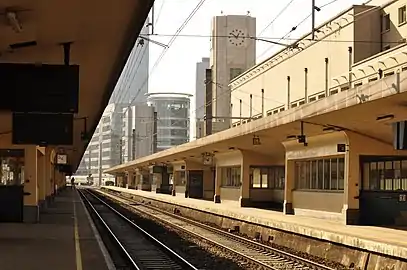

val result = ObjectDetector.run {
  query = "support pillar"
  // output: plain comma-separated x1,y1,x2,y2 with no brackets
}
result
239,162,251,207
344,149,360,224
45,148,53,206
283,160,295,215
343,132,361,225
24,146,39,223
37,148,46,211
214,166,221,203
171,171,178,196
128,171,135,189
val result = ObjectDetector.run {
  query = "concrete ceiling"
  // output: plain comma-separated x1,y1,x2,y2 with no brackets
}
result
0,0,155,169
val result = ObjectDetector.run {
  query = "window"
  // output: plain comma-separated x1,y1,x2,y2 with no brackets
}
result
221,167,241,187
368,77,378,82
384,71,395,77
295,157,345,191
309,96,317,102
102,116,110,123
230,68,243,80
363,159,407,191
318,93,326,99
354,82,363,87
382,14,390,32
250,166,285,189
399,6,406,25
330,89,339,95
383,44,391,51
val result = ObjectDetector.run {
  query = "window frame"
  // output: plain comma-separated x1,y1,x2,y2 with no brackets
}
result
249,166,285,189
382,13,391,33
399,5,407,26
294,156,345,192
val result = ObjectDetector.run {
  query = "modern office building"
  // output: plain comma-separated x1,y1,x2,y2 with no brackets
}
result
147,93,192,152
195,57,210,139
75,17,151,183
121,103,155,162
75,103,126,185
210,14,256,132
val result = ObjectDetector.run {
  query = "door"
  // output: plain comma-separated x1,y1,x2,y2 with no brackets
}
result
188,170,204,199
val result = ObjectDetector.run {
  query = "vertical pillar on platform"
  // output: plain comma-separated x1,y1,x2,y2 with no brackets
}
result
239,161,251,207
45,148,53,206
283,160,295,215
24,146,39,223
37,148,46,211
214,166,221,203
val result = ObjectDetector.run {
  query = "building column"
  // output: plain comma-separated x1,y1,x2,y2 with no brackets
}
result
37,148,46,211
125,172,129,189
24,146,39,223
172,171,178,196
239,161,251,207
344,149,359,224
283,160,295,215
128,171,136,189
44,148,53,206
214,166,221,203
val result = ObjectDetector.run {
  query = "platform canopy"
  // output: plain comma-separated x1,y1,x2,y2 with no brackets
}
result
0,0,154,169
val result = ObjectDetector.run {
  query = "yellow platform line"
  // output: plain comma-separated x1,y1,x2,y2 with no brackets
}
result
73,191,83,270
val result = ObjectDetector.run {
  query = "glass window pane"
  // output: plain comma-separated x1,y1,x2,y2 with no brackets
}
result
317,160,324,189
338,158,345,190
262,173,268,188
253,168,261,188
311,160,317,189
323,159,330,190
331,158,338,190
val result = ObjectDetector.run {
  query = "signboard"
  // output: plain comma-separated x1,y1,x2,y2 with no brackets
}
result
56,154,67,165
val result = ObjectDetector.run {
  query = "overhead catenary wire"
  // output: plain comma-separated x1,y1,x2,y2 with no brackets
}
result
109,3,389,155
258,0,298,37
122,0,208,117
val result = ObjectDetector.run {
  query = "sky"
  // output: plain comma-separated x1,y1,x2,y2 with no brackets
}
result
147,0,368,96
139,0,368,138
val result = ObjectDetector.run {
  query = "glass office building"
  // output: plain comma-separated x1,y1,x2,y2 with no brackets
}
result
146,92,192,152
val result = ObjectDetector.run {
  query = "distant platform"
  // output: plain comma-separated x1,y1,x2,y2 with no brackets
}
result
103,186,407,260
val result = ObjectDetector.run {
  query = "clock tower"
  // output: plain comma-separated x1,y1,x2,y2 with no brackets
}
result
209,14,256,132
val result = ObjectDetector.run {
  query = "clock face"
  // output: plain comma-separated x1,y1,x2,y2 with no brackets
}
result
228,28,245,46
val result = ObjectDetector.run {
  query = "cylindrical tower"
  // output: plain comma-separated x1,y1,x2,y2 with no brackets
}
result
146,92,192,152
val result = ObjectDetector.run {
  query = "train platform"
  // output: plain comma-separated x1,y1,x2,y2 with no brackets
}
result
0,188,114,270
103,186,407,260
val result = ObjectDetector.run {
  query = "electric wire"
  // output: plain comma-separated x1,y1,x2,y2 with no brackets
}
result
105,2,389,160
122,0,208,117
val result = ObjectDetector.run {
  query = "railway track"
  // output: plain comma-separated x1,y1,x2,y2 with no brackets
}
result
97,189,337,270
78,189,198,270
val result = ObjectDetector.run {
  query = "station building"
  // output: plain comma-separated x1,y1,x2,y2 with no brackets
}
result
106,0,407,227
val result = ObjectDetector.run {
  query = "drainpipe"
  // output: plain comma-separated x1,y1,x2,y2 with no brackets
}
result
304,68,308,103
287,76,291,110
261,89,264,117
325,58,329,96
249,94,253,119
239,99,242,125
348,47,353,89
